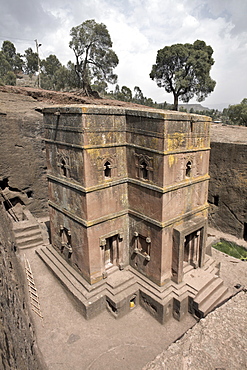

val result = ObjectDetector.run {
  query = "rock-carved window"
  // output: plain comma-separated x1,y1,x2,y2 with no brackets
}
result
135,153,153,181
133,232,151,261
185,161,192,178
60,226,72,258
57,154,70,178
104,161,112,178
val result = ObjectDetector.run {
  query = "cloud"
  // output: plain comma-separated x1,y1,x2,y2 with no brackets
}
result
0,0,59,38
0,0,246,108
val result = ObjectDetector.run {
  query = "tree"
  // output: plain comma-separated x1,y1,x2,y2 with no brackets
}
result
150,40,216,110
121,86,132,101
91,79,108,94
69,19,119,95
40,54,62,90
41,54,61,76
223,99,247,126
4,71,16,85
1,40,24,74
2,41,16,67
133,86,144,104
0,51,12,79
24,48,38,75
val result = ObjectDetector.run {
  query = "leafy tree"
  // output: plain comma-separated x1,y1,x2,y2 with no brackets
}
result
69,19,119,95
223,99,247,126
0,50,17,85
4,71,16,85
121,86,132,101
1,40,24,74
66,61,80,89
40,54,62,90
13,53,24,73
41,54,61,76
150,40,216,110
133,86,144,104
24,48,38,75
2,41,16,66
91,79,108,94
0,51,12,79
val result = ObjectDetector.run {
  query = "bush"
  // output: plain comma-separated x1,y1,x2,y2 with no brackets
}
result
213,239,247,260
4,71,16,85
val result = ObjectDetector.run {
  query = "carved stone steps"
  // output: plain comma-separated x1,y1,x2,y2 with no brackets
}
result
14,223,43,249
195,285,229,318
36,245,230,323
193,277,223,309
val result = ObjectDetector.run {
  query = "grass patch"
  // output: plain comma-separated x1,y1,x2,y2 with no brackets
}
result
213,239,247,260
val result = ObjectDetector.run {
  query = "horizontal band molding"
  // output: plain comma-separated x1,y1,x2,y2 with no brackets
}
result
48,200,128,227
44,138,210,155
47,173,210,195
43,106,211,122
48,200,208,229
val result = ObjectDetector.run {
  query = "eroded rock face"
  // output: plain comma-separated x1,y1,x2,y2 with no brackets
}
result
0,91,48,217
208,141,247,239
0,204,44,369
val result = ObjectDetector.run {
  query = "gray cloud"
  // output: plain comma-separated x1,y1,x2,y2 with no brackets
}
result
0,0,59,43
0,0,246,108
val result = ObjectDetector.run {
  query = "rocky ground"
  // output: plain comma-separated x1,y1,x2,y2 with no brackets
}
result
144,290,246,370
16,227,246,370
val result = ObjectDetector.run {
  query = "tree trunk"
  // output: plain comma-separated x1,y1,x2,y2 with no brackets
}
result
173,94,179,111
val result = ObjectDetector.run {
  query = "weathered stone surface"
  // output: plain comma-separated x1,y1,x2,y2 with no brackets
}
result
43,105,210,289
144,290,247,370
0,204,45,369
0,91,48,217
208,124,247,239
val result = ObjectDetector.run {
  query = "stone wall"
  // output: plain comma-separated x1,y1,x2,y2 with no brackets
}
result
208,141,247,239
0,91,48,217
0,204,45,369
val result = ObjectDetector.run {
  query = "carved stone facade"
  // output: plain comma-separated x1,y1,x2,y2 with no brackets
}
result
42,105,216,322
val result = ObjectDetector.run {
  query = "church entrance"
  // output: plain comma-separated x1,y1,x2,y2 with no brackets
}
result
104,235,119,269
183,229,202,268
172,218,206,284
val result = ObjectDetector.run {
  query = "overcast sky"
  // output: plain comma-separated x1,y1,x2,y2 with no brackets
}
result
1,0,246,109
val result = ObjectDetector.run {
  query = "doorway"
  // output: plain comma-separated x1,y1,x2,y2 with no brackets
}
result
184,229,202,268
104,235,119,269
172,219,206,284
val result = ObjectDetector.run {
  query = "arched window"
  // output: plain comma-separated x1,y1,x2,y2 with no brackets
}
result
186,161,192,178
60,227,72,258
61,158,67,177
140,160,148,180
104,161,111,178
135,153,153,181
58,155,70,177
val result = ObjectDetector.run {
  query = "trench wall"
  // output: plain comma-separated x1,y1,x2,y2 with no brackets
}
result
208,141,247,239
0,204,45,369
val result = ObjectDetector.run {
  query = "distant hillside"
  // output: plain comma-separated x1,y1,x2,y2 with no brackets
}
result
178,103,210,112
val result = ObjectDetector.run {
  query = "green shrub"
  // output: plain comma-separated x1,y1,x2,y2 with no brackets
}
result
213,239,247,260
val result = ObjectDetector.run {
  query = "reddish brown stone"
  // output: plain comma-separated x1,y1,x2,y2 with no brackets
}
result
43,106,210,287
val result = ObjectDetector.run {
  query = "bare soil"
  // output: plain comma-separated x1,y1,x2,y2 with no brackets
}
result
0,85,147,109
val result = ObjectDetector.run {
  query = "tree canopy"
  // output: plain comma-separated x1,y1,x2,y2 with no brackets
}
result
223,98,247,126
69,19,119,95
24,47,39,75
150,40,216,110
